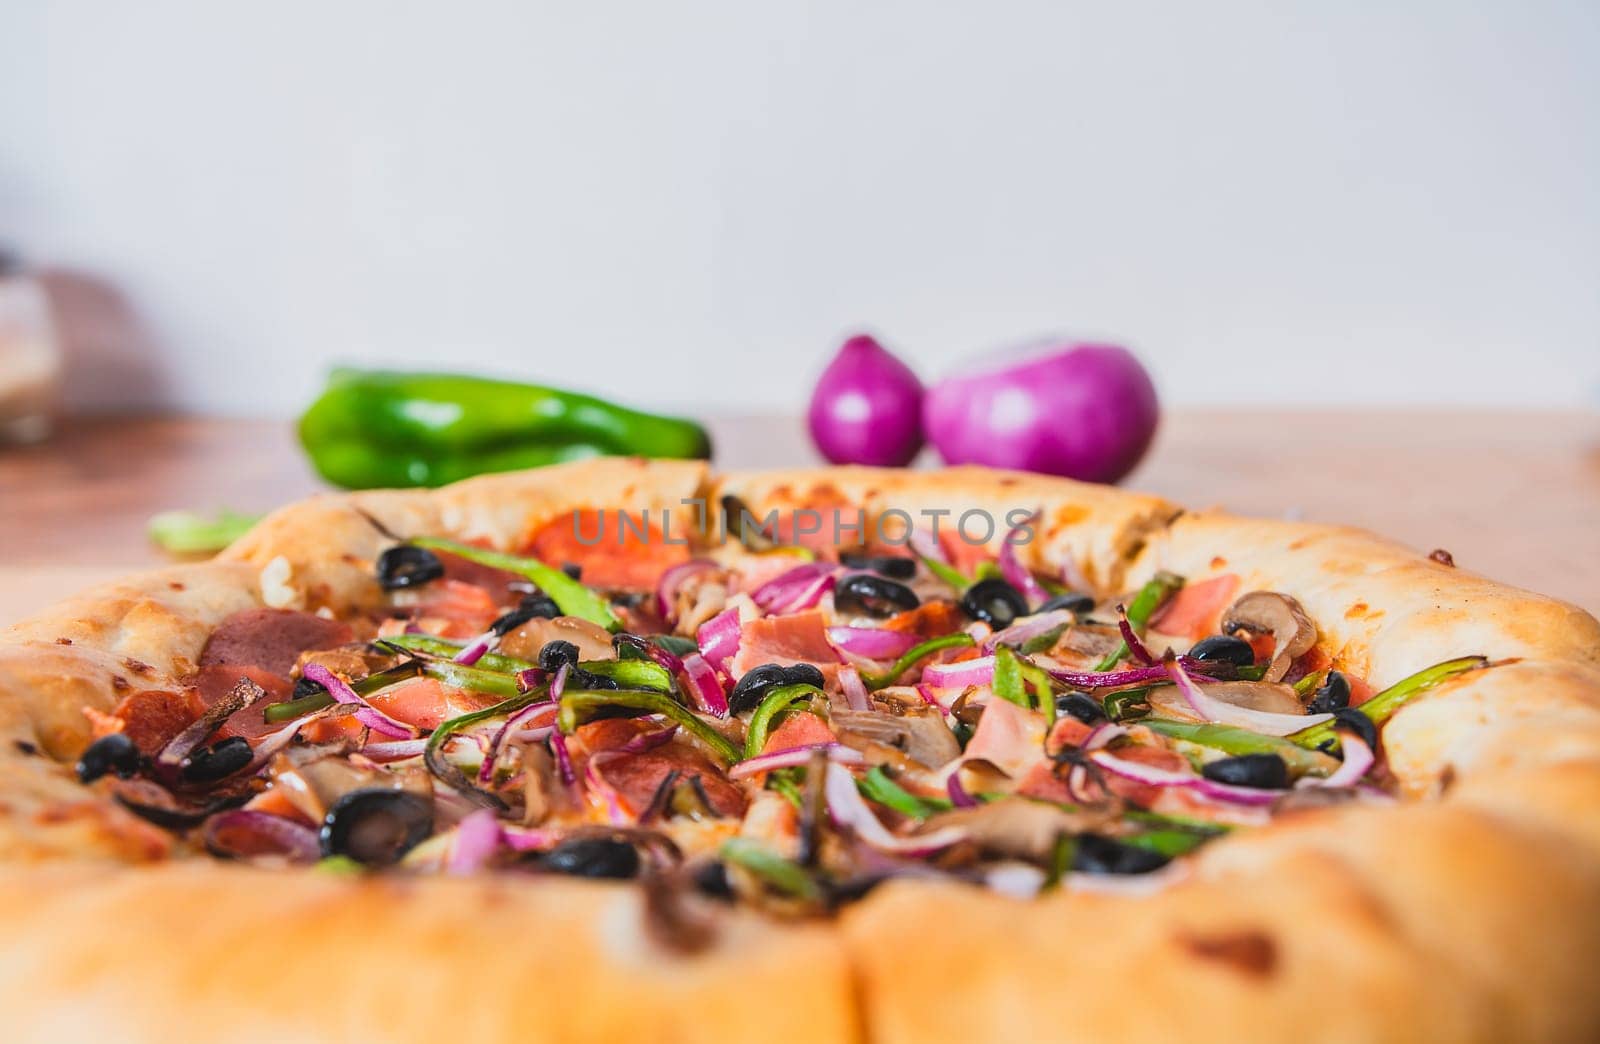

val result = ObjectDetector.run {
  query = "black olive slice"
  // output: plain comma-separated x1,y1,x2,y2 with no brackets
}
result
834,573,920,617
180,737,254,783
538,640,581,672
959,578,1028,629
320,789,434,866
1055,691,1106,725
1306,670,1351,715
838,553,916,580
1037,592,1096,616
1188,634,1256,668
728,664,791,714
1071,833,1171,875
376,546,444,591
76,733,141,783
540,837,640,880
1200,753,1289,790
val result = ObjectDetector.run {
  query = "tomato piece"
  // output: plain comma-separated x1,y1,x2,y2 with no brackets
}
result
413,579,501,638
1149,574,1241,639
760,712,835,755
524,508,688,591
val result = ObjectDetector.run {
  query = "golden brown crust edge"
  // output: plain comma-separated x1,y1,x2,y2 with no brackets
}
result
0,462,1598,1041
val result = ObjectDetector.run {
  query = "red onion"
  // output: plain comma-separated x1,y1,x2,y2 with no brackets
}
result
479,701,558,784
838,665,871,712
548,664,576,785
923,342,1159,483
828,626,919,660
1043,658,1227,690
515,667,547,692
618,724,679,754
500,825,560,852
1117,607,1157,666
584,752,631,824
1088,750,1282,807
728,743,866,780
807,334,925,467
946,771,979,809
203,810,320,863
697,607,742,672
751,562,838,615
656,559,717,623
1309,730,1375,789
998,511,1048,608
982,608,1075,654
1164,656,1331,738
446,809,503,875
823,762,967,854
237,709,328,777
361,738,431,761
680,651,730,718
921,655,998,690
453,628,497,666
301,662,416,739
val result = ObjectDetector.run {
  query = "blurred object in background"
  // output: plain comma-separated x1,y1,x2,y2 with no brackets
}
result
0,251,62,444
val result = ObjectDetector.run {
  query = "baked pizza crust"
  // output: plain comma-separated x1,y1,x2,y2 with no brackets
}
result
2,459,1597,1042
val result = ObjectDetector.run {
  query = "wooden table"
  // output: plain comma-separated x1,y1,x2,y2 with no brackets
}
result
3,411,1597,625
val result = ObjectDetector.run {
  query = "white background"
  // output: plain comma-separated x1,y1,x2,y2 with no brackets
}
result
2,1,1596,415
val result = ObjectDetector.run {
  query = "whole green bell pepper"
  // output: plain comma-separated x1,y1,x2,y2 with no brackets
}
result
298,369,713,489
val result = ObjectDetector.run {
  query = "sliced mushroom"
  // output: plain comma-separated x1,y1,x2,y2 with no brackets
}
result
1149,680,1304,720
921,797,1115,861
832,707,961,768
1221,591,1316,683
500,615,616,662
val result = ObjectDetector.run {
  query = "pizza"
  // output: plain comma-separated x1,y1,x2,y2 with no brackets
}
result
1,457,1597,1042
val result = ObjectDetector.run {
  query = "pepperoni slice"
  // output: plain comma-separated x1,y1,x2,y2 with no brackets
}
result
200,609,353,677
590,746,747,819
523,509,688,591
109,687,206,754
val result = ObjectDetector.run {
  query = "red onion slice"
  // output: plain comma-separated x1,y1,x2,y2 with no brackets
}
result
752,562,839,615
1043,658,1228,690
680,651,729,718
1088,750,1282,807
361,738,431,761
584,751,633,824
500,825,560,852
479,701,559,784
838,665,871,712
827,626,919,660
301,662,417,739
824,762,967,854
1306,730,1375,789
1117,607,1157,666
618,723,679,754
203,810,320,864
921,655,996,689
453,628,498,666
907,528,948,565
446,808,503,875
982,608,1075,654
697,607,742,672
1164,656,1332,738
656,559,717,623
998,511,1049,608
946,771,979,808
728,743,866,780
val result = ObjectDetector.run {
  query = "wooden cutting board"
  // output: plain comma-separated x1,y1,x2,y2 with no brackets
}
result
2,410,1596,626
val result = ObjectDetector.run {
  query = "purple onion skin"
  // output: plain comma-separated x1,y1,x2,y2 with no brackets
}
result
808,334,925,467
923,343,1159,484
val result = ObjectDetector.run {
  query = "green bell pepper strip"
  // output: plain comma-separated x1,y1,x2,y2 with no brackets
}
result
992,646,1029,710
1293,669,1327,697
857,765,952,820
1120,829,1213,859
147,509,263,555
558,689,741,765
576,658,675,693
862,633,976,690
427,689,550,808
261,662,423,723
718,838,821,901
766,767,806,809
1093,571,1184,671
742,683,824,760
297,368,712,490
380,634,535,674
1122,807,1232,834
1288,655,1487,751
917,553,970,593
1102,686,1154,721
1044,833,1076,889
410,536,622,631
1142,720,1339,778
420,660,526,698
1019,657,1055,727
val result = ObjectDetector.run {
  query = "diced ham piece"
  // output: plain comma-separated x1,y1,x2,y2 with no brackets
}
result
960,696,1046,779
730,610,840,682
1148,574,1240,641
587,745,747,819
